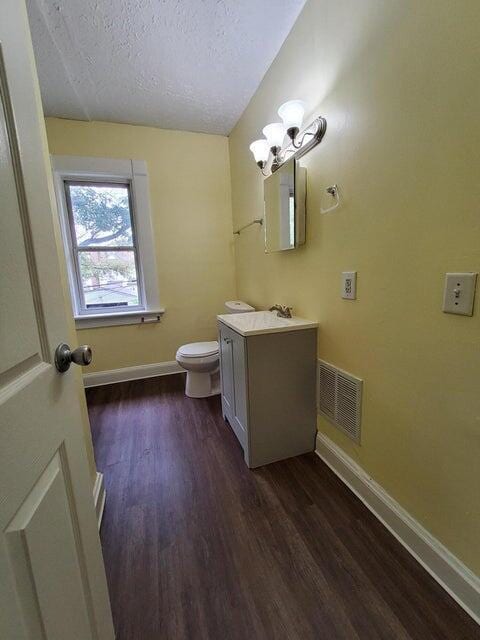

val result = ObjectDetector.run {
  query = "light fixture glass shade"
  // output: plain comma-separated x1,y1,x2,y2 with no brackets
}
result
262,122,285,149
278,100,305,131
249,139,270,164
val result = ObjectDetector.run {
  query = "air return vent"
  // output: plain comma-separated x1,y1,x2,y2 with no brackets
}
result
317,360,363,442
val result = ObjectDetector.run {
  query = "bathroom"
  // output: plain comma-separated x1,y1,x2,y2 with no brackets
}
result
1,1,479,639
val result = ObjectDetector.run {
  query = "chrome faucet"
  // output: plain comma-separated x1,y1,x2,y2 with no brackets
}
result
269,304,293,318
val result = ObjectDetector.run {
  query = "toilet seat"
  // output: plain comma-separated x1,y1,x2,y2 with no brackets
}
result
177,341,219,358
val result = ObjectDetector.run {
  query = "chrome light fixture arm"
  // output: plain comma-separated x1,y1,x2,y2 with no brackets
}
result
270,116,327,173
256,161,270,177
289,116,327,156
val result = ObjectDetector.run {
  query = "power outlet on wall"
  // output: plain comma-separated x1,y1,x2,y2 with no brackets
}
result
341,271,357,300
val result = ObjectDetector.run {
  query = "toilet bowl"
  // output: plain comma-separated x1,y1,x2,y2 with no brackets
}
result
176,300,255,398
175,341,220,398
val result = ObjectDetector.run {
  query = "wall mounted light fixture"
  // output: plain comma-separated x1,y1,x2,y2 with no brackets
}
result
249,100,327,175
278,99,305,143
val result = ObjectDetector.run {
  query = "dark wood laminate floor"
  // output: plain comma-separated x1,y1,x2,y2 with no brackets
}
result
87,374,479,640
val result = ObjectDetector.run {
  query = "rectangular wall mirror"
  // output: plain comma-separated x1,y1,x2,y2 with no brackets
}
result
264,157,306,253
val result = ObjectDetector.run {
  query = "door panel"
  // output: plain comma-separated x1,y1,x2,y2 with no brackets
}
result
5,452,92,640
218,324,248,451
231,331,248,438
0,2,114,638
219,325,234,416
0,41,46,377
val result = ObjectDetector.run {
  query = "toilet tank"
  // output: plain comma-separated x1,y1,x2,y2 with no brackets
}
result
225,300,255,314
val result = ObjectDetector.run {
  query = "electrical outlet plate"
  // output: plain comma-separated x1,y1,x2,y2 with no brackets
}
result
341,271,357,300
442,272,477,316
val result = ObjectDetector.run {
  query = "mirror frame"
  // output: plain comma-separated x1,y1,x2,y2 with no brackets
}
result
264,157,306,254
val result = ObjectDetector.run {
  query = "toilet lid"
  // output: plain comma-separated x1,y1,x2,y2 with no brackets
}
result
178,341,219,358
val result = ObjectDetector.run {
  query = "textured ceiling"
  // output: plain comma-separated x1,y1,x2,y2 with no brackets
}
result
27,0,306,135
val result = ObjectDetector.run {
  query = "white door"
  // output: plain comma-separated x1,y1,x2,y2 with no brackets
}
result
0,2,114,639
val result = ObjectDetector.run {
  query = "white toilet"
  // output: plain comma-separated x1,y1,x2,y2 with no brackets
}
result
176,300,255,398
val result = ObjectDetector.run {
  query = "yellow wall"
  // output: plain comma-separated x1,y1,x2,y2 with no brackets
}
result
45,118,236,372
229,0,480,574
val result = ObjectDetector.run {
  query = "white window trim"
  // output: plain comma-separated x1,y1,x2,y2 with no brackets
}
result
52,155,164,329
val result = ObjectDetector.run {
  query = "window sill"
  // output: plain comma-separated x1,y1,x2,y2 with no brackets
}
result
75,308,165,329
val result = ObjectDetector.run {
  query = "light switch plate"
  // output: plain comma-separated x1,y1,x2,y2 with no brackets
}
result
342,271,357,300
442,272,477,316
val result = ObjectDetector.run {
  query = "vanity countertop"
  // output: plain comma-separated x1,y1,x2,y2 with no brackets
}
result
217,310,318,337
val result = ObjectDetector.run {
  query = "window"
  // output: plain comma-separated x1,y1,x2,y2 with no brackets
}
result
65,181,142,311
52,157,163,328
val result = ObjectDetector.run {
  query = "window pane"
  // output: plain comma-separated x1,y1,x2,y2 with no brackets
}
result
78,251,139,308
67,183,133,247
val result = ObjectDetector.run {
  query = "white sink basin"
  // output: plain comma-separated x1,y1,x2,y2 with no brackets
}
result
217,310,318,337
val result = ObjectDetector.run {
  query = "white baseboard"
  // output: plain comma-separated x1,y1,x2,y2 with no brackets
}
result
83,360,183,388
93,471,106,530
315,432,480,625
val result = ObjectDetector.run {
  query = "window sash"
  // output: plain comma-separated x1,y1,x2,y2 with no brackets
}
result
63,179,145,314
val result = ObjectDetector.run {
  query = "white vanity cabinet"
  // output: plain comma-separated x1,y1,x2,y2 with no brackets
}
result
217,311,318,468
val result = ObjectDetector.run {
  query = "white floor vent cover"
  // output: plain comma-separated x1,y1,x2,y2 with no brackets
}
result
317,360,363,442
